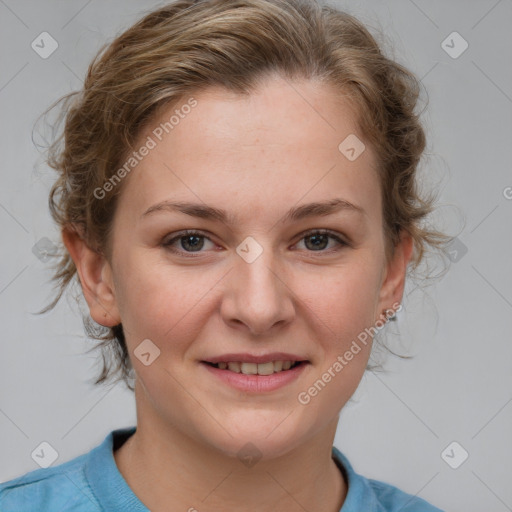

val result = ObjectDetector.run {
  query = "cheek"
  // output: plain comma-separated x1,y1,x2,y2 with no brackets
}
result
112,254,178,335
299,256,383,339
114,253,219,348
298,271,377,410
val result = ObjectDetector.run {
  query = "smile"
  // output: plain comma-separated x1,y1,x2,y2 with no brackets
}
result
204,360,303,375
201,359,309,393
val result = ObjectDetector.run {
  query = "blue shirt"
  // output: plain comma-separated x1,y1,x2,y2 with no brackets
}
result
0,426,444,511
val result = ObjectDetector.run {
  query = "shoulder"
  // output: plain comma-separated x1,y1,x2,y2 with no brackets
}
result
0,448,101,512
367,478,444,512
332,446,445,512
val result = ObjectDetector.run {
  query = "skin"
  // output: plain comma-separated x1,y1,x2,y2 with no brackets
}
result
63,73,413,512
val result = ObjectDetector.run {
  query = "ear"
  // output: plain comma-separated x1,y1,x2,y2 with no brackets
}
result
62,225,121,327
376,230,414,321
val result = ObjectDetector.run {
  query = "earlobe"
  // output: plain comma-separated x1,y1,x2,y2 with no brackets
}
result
62,226,121,327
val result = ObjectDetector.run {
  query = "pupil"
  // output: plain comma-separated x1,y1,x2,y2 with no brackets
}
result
182,235,203,251
306,234,328,251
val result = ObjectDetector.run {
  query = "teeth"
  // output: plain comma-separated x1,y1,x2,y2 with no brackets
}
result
227,362,241,373
214,360,299,375
256,362,275,376
240,362,258,375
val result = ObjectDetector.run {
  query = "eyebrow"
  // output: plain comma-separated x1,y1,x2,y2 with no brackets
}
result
141,198,366,224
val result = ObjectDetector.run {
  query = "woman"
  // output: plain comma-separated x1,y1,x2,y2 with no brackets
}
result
0,0,450,510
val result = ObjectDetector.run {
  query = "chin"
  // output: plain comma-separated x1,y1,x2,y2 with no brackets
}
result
199,410,314,462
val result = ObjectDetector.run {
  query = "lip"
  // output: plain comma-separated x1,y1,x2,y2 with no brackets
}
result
200,360,309,393
202,352,308,364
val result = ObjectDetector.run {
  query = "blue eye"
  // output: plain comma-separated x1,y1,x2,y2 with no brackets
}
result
296,229,348,252
162,229,348,256
162,230,215,255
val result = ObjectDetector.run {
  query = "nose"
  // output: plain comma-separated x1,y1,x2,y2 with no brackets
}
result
220,247,295,336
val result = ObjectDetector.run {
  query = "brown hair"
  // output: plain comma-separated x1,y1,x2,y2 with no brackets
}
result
38,0,453,390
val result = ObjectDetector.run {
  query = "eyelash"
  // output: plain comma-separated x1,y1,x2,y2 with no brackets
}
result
162,229,348,257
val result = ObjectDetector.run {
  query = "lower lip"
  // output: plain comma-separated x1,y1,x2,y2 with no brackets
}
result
201,362,308,393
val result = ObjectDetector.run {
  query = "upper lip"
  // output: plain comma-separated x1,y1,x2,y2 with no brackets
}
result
202,352,308,364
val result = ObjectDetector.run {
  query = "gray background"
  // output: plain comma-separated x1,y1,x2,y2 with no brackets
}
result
1,1,511,511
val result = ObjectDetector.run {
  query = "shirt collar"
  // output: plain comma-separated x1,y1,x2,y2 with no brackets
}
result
332,445,381,511
85,426,148,511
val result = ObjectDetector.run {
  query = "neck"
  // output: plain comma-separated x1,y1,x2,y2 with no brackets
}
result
114,386,347,512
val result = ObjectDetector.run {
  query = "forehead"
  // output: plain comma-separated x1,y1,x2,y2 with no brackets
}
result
116,75,381,227
162,76,364,158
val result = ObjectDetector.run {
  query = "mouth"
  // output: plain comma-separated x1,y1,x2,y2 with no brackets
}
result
200,352,310,392
202,360,307,375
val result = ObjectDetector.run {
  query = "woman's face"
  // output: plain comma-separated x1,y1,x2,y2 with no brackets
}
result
99,74,409,458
